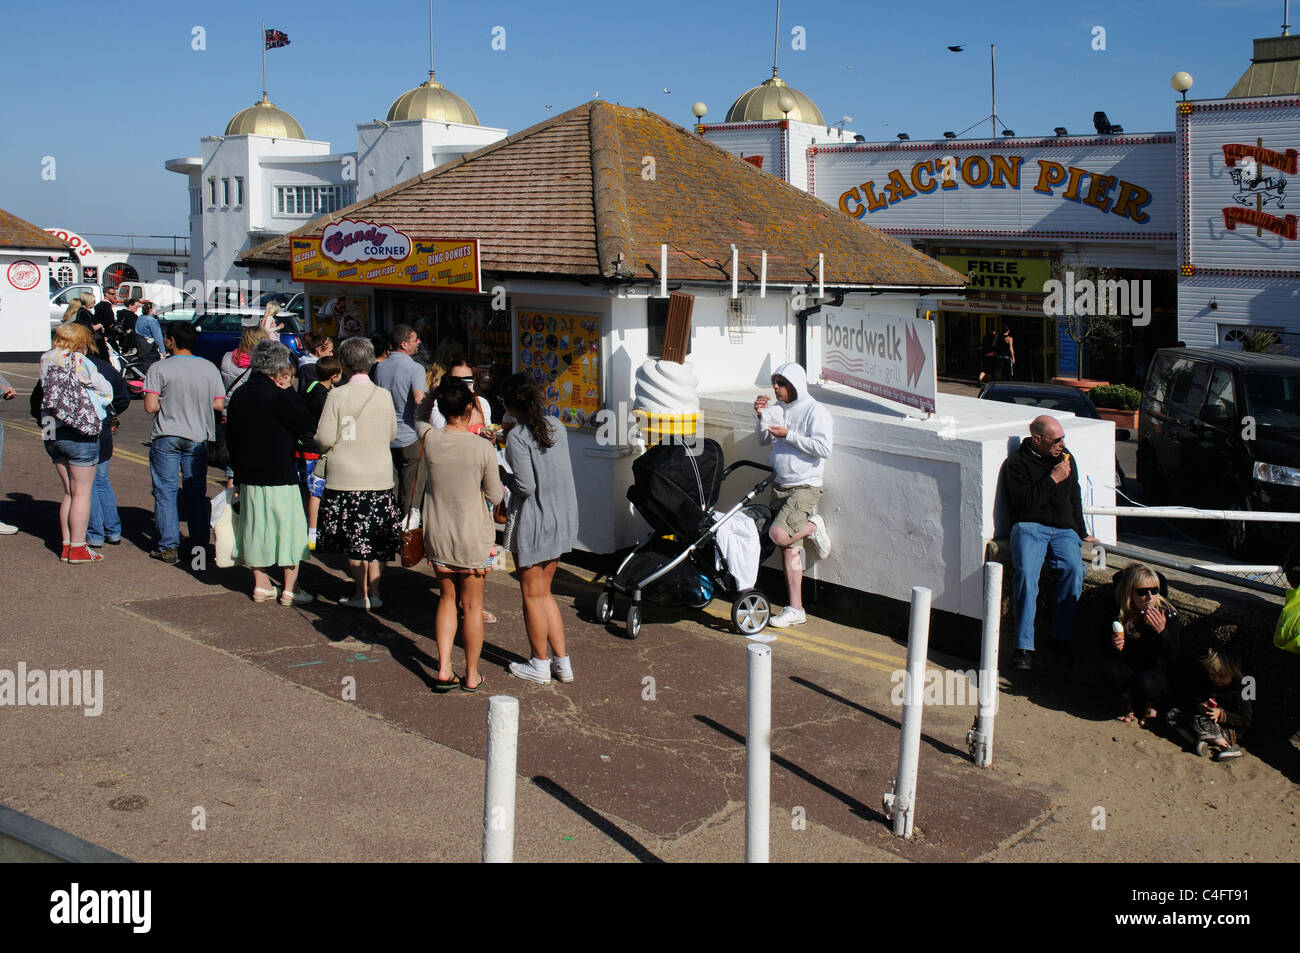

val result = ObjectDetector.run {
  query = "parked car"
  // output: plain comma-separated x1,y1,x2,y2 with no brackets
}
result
115,281,196,312
189,308,305,366
48,283,100,329
1138,347,1300,555
251,291,304,322
978,381,1127,492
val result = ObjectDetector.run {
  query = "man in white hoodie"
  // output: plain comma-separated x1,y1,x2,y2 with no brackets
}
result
754,362,833,627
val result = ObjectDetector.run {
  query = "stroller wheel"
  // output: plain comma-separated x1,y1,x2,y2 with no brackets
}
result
595,590,614,624
626,604,642,640
731,590,771,635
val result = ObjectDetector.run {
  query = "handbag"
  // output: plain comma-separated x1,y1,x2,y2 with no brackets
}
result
209,368,249,470
400,430,431,568
501,491,523,552
41,356,101,436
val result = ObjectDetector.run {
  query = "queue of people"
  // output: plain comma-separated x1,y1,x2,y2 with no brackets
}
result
21,321,1261,754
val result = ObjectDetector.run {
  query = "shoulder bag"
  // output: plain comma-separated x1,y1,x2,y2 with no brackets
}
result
41,355,101,437
400,428,432,568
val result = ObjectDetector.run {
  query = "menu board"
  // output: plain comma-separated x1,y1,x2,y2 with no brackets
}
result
517,310,600,429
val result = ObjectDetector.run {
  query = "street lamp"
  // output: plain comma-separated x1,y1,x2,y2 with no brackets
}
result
1171,71,1194,100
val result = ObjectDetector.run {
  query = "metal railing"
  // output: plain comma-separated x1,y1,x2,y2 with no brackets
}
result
1083,504,1294,595
80,233,190,256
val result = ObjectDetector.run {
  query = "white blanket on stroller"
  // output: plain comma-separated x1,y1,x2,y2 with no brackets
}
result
713,509,760,591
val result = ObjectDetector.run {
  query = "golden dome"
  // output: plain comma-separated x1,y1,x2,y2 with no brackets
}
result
386,73,480,124
224,94,306,138
725,72,824,125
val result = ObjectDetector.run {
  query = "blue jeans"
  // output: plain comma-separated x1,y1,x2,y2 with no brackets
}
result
149,436,210,551
87,459,120,545
1010,522,1085,651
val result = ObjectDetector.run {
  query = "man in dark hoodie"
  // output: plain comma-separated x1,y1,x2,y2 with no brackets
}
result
1005,415,1097,669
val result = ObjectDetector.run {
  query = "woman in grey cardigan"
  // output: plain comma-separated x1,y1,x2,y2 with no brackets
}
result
500,374,579,684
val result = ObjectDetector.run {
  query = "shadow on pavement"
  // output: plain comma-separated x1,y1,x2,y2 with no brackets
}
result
531,776,664,863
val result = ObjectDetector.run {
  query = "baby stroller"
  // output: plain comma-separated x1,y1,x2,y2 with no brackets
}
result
597,437,777,638
103,336,155,397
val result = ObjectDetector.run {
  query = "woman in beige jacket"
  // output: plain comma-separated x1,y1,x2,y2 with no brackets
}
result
417,378,502,692
314,336,401,610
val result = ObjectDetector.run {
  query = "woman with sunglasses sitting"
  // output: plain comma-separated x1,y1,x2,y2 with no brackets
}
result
1104,563,1181,726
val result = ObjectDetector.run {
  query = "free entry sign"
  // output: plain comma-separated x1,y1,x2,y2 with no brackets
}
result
822,307,937,414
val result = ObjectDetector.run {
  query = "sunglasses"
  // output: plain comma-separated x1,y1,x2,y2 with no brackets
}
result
1134,587,1159,596
450,375,474,386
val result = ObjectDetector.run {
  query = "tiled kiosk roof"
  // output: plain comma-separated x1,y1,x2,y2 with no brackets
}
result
0,209,70,252
242,101,967,290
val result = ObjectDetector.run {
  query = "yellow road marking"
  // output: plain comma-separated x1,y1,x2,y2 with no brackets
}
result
561,565,907,672
7,420,227,487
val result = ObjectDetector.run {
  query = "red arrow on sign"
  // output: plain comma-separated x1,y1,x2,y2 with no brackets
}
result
905,322,926,388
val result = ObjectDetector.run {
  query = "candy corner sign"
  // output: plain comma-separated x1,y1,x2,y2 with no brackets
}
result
822,309,937,414
291,219,481,292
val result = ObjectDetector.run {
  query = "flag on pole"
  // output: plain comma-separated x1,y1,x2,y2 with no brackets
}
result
264,29,290,49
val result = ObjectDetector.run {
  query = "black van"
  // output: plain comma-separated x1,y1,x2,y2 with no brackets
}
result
1138,347,1300,555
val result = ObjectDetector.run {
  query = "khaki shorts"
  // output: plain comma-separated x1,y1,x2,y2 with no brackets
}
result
771,484,822,540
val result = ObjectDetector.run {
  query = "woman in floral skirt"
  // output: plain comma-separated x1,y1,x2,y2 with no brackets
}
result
314,336,402,609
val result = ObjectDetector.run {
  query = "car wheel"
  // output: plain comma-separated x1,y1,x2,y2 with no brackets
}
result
1225,494,1253,557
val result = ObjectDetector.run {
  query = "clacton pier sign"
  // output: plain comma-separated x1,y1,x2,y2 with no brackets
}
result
809,136,1174,241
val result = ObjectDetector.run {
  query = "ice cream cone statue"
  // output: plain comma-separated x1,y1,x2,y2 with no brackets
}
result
633,359,700,447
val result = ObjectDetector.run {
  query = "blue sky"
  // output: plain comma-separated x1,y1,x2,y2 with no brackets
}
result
0,0,1286,238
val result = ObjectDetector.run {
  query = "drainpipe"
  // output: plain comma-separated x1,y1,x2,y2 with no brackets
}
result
794,289,845,369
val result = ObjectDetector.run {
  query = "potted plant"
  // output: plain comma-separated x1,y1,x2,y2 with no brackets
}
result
1089,383,1141,429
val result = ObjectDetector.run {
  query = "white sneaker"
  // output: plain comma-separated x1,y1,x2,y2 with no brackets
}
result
809,514,831,559
508,658,552,684
769,606,807,628
0,521,17,535
551,656,575,683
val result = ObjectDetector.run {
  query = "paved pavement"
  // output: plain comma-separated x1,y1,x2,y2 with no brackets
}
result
8,362,1282,864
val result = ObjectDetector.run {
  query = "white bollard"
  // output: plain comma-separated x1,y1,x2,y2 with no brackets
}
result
890,586,931,839
968,562,1002,768
483,695,520,863
746,642,772,863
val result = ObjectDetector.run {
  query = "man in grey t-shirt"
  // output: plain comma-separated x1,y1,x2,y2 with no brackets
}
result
142,322,225,563
374,324,426,515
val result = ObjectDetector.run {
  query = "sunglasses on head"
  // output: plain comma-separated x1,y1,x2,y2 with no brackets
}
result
1134,586,1159,596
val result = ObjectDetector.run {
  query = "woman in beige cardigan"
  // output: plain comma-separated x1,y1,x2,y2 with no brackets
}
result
417,378,502,692
314,336,402,610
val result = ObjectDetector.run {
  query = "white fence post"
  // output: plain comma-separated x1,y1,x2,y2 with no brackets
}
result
483,695,519,863
746,642,772,863
968,562,1002,767
886,586,931,839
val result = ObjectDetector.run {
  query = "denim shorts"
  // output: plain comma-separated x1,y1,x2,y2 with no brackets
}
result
45,437,99,467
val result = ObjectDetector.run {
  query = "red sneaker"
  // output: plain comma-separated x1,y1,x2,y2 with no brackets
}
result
66,545,103,564
60,544,70,562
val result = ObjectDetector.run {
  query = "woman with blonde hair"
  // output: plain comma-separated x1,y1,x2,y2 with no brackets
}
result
260,301,284,341
38,322,112,563
61,301,80,324
1105,563,1181,726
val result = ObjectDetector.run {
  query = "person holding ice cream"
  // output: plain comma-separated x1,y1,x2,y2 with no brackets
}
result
754,362,833,628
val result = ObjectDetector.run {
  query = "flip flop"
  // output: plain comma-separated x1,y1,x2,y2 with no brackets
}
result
432,674,461,694
482,610,497,624
461,675,485,693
